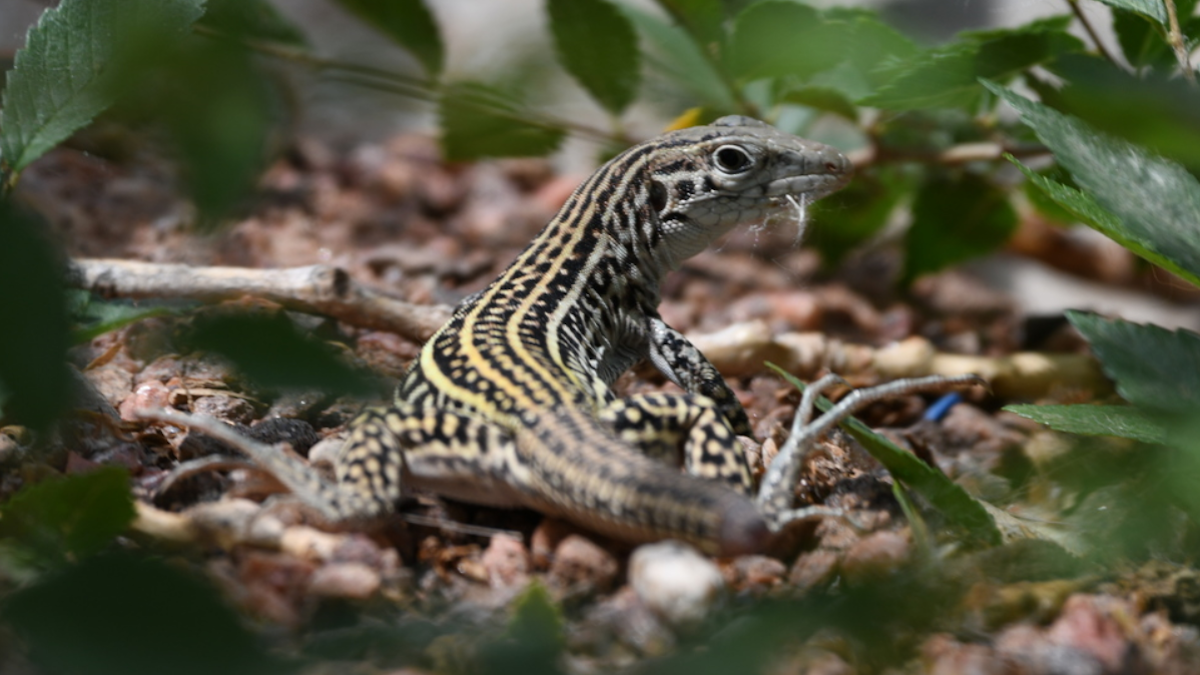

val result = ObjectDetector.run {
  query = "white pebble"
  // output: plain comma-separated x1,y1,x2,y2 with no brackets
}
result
629,540,725,628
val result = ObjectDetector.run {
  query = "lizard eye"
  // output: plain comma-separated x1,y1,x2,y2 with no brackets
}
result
713,145,753,174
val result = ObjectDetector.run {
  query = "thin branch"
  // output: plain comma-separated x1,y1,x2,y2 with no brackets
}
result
848,140,1051,170
1068,0,1122,69
1164,0,1197,83
193,25,624,145
68,259,453,343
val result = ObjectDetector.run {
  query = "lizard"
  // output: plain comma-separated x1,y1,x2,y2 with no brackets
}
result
223,115,974,556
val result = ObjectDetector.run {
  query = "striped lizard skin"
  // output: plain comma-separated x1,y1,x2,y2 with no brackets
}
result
244,115,969,555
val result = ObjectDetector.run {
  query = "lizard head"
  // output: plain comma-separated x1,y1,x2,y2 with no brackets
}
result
640,115,853,266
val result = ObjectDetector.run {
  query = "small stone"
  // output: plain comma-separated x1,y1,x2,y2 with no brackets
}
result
1046,594,1134,673
549,535,619,594
309,562,382,599
280,525,343,562
186,498,262,550
245,513,285,548
235,550,315,628
64,452,101,475
530,518,578,569
91,443,145,473
84,363,134,408
788,549,839,591
307,436,344,468
247,418,320,455
118,381,169,421
840,530,911,583
994,622,1106,674
921,633,1010,675
629,540,724,628
575,585,675,658
481,534,531,589
727,554,786,594
191,395,257,425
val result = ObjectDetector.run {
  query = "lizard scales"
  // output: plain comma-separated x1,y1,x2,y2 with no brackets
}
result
289,116,854,555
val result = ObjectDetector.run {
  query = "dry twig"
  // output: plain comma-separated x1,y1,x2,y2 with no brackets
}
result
688,320,1109,400
69,258,453,342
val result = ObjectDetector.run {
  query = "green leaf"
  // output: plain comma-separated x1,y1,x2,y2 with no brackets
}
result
1006,403,1170,444
1093,0,1168,23
0,200,69,431
139,38,277,227
652,0,725,46
619,4,735,110
548,0,641,114
1040,55,1200,172
1067,311,1200,415
1010,157,1200,287
985,81,1200,284
439,82,565,161
767,364,1002,545
834,12,921,92
903,173,1017,283
0,468,135,568
480,581,564,675
1019,163,1087,225
779,85,858,120
1113,7,1175,71
864,16,1082,110
3,553,281,675
68,291,183,344
183,311,378,396
729,0,846,80
334,0,443,76
198,0,309,47
0,0,205,182
863,44,978,110
810,166,912,264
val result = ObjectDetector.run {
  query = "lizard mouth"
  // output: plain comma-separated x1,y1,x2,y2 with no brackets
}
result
766,169,853,202
765,147,854,201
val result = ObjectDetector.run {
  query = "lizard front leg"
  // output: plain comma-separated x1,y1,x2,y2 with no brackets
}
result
599,392,754,494
646,316,752,436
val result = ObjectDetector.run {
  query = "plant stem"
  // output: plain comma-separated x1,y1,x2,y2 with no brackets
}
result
850,140,1050,169
1068,0,1121,70
1164,0,1197,84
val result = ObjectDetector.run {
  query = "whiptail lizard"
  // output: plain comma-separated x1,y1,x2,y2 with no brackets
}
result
239,116,972,556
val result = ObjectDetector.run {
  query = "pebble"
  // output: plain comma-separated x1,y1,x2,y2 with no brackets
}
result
629,541,724,628
788,549,840,591
186,498,261,550
726,554,786,594
529,518,579,569
118,381,170,421
840,530,911,583
309,562,382,599
307,436,344,468
480,534,531,589
549,535,619,594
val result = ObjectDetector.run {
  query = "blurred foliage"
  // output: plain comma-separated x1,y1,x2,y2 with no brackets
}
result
67,291,185,345
1,0,1200,672
183,310,382,396
334,0,443,76
0,199,68,431
3,551,287,675
0,467,134,577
